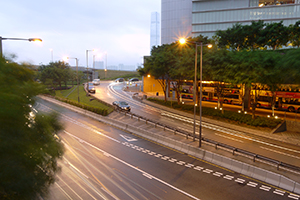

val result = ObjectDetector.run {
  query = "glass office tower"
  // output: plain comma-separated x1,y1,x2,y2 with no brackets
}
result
150,12,161,50
161,0,193,44
192,0,300,38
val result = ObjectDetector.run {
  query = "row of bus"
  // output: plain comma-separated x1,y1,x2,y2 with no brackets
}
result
179,82,300,112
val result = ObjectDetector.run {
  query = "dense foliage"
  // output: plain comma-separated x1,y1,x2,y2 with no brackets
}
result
0,58,64,199
139,20,300,118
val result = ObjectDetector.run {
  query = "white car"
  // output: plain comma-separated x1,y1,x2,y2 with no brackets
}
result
92,79,100,85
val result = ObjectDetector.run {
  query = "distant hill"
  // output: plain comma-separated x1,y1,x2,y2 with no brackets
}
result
95,69,141,80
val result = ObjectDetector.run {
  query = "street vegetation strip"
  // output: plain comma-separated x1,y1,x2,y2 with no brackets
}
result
147,97,282,130
46,85,114,116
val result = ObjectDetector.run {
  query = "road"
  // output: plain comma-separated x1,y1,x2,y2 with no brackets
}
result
92,81,300,169
35,98,296,200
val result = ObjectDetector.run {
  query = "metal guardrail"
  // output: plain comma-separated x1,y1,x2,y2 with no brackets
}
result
116,108,300,174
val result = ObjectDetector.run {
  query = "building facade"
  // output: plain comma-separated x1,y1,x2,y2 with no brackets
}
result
161,0,193,44
150,12,161,50
192,0,300,38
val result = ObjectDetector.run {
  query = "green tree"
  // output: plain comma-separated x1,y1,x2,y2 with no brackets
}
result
289,20,300,48
0,58,64,199
262,21,289,50
143,44,174,101
39,61,71,89
216,23,246,51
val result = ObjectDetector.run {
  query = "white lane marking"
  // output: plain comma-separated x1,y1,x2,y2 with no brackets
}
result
223,175,234,180
194,166,204,171
65,132,201,200
185,164,194,168
260,146,300,160
247,182,258,187
259,185,271,191
235,178,245,184
213,172,223,177
288,193,300,199
169,158,177,163
215,133,244,143
120,134,138,142
176,161,186,165
161,156,170,160
155,154,162,158
143,173,153,179
273,189,285,196
203,169,213,174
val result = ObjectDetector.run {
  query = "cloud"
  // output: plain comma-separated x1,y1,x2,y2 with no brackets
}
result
1,0,160,68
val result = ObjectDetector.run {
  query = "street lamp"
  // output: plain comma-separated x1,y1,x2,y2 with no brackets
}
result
0,36,42,58
86,49,95,83
179,38,212,147
50,48,53,62
64,57,80,103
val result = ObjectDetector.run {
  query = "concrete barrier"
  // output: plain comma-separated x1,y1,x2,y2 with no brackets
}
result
295,182,300,194
279,176,296,192
211,153,224,167
230,160,244,174
203,151,214,162
265,171,281,187
241,164,255,177
252,167,267,182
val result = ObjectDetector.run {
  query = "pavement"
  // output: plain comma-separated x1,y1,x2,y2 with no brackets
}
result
134,91,300,147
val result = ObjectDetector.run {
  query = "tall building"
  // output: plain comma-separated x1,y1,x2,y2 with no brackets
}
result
192,0,300,38
161,0,300,42
150,12,161,50
161,0,192,44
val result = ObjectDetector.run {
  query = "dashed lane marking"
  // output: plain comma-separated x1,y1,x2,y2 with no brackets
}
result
213,172,223,177
288,193,300,200
259,185,271,192
273,189,285,196
247,182,258,187
223,175,234,180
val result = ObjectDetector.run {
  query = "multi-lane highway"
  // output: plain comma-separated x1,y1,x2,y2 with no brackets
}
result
93,81,300,170
35,98,297,200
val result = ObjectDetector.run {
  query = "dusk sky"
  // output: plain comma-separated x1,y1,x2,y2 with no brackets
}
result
1,0,161,68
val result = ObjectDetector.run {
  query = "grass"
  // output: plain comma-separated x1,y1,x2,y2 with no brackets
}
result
96,69,141,80
53,85,114,114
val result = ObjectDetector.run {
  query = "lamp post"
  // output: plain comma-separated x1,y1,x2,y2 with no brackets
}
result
50,48,53,62
0,36,42,58
86,49,94,83
179,38,212,147
105,52,107,79
65,57,79,103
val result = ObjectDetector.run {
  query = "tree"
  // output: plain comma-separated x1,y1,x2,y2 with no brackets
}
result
143,44,174,101
262,21,289,50
216,23,246,51
38,61,71,89
0,58,64,199
289,20,300,48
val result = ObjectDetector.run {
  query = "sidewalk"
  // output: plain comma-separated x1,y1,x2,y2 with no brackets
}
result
134,91,300,146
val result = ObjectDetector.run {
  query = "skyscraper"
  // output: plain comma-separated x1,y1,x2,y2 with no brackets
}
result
150,12,161,50
161,0,192,44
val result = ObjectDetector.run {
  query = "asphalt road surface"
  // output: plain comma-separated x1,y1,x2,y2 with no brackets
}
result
92,81,300,169
35,97,298,200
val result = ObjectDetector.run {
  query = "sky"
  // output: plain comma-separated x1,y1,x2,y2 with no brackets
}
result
1,0,161,68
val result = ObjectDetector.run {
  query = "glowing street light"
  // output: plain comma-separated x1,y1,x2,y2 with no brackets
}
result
0,36,42,58
179,37,212,147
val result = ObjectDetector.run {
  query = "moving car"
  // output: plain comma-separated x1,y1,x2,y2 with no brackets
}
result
127,78,139,85
87,82,95,93
112,101,131,112
115,78,125,83
92,79,100,85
